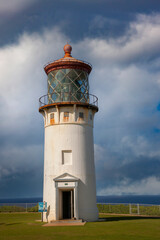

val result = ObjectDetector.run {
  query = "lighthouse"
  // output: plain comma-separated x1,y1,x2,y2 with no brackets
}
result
39,44,98,222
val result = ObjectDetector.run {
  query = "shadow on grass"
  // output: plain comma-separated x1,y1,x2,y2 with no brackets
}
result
98,216,160,222
0,223,21,226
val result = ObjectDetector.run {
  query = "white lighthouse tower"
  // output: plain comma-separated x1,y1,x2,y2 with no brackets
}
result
39,44,98,222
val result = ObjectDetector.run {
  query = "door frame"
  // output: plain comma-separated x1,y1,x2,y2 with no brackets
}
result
54,173,79,220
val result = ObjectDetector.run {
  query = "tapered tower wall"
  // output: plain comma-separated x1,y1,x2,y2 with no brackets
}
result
41,105,98,221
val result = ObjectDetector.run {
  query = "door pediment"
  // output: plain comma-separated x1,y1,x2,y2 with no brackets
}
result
54,173,79,182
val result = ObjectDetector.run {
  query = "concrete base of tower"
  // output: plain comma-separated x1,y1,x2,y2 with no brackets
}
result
79,208,99,222
42,212,55,223
42,209,99,223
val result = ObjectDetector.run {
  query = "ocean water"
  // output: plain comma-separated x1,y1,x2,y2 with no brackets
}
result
0,197,43,204
0,195,160,205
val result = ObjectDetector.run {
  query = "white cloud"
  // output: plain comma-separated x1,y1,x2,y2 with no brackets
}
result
98,177,160,195
76,13,160,64
0,27,67,134
0,144,43,180
121,135,160,159
0,27,68,196
0,0,37,14
89,15,108,29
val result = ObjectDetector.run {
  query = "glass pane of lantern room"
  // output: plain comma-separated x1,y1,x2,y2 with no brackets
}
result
61,83,70,102
55,70,65,82
47,68,89,103
69,69,82,101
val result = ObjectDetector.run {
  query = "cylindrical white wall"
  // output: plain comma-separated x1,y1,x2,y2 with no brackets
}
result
41,105,98,222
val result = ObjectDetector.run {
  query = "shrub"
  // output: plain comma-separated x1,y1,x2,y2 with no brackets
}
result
97,203,160,216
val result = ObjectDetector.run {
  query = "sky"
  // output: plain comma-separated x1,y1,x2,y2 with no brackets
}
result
0,0,160,198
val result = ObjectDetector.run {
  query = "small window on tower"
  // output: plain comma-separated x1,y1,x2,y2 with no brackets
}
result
64,112,69,118
63,112,69,122
50,113,55,125
90,114,92,120
62,150,72,165
79,112,84,119
50,113,54,119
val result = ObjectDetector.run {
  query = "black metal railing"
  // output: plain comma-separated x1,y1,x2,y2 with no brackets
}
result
39,92,98,108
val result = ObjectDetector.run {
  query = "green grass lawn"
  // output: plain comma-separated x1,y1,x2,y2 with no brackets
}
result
0,213,160,240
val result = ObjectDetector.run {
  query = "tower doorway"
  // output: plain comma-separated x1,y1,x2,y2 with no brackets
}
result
62,190,74,219
54,173,79,220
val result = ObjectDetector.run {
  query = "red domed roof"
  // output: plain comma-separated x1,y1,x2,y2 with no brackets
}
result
44,44,92,75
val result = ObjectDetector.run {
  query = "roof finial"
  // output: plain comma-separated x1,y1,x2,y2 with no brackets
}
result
63,43,72,58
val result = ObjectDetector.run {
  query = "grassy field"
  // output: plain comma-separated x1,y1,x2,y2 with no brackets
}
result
0,213,160,240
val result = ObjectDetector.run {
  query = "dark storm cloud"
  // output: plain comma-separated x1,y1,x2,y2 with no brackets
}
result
96,157,160,185
95,136,160,194
0,146,43,198
1,0,160,46
0,167,43,198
